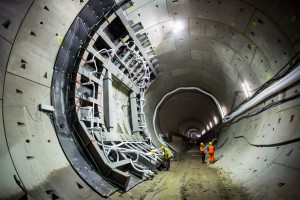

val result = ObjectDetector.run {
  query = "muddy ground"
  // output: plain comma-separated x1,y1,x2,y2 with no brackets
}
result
109,150,249,200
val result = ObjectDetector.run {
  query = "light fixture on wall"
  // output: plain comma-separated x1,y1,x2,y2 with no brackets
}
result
207,125,210,130
202,130,206,135
242,81,249,98
209,121,213,128
173,21,184,33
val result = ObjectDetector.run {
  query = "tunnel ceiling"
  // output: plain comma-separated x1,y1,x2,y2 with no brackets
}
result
123,0,300,136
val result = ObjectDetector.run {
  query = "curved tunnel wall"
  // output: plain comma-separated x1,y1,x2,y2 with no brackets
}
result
0,1,106,199
0,0,300,199
215,87,300,199
140,0,300,199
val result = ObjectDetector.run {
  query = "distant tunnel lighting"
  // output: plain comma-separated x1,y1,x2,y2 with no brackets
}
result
214,116,218,124
196,134,201,137
173,21,184,33
242,82,249,98
209,121,213,128
202,130,206,135
207,125,210,130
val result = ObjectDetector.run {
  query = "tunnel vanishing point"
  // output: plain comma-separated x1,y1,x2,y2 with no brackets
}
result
0,0,300,199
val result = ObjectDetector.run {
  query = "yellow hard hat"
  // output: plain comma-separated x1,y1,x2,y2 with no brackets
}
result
209,142,212,145
160,146,165,150
151,150,156,154
200,142,204,145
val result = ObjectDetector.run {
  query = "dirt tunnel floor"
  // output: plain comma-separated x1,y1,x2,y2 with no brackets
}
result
109,151,249,200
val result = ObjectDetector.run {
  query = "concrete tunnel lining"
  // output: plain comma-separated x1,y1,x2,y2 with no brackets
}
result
0,0,300,199
152,87,223,140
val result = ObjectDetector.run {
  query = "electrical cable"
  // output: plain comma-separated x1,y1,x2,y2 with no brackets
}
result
78,42,157,174
215,137,229,150
232,132,300,147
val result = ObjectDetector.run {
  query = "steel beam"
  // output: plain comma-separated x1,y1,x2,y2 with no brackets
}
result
103,71,114,131
115,9,158,77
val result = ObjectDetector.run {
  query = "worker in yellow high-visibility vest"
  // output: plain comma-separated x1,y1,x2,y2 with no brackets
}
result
160,146,171,170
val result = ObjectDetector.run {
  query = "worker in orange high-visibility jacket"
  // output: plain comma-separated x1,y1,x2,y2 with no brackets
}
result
208,142,215,164
199,143,206,163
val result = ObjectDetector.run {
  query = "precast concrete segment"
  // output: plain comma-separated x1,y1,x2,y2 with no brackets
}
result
131,0,297,117
0,0,34,43
0,0,109,199
0,99,25,199
0,37,12,99
3,73,101,199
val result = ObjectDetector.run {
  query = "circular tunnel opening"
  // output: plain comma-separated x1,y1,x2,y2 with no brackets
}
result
156,90,221,144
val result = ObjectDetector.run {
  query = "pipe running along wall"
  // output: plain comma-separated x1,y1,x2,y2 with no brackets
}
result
223,64,300,123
